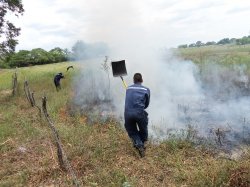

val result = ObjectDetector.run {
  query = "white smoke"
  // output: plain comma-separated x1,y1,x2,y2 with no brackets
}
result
72,47,250,144
71,0,250,146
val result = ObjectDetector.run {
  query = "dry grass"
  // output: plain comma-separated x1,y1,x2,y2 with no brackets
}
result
0,62,250,186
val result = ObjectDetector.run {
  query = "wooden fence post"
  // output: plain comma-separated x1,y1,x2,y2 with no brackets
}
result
24,80,42,117
12,71,18,96
42,96,80,187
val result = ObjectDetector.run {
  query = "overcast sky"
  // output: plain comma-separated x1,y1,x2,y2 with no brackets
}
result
11,0,250,51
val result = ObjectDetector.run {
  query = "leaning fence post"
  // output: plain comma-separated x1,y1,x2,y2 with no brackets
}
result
42,96,80,187
24,80,42,117
24,80,34,106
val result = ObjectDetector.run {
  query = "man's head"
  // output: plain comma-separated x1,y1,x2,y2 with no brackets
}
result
133,73,143,84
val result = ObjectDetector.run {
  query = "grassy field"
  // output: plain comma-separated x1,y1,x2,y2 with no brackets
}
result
175,44,250,71
0,61,250,186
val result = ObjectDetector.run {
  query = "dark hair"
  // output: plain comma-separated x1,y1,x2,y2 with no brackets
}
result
133,73,143,83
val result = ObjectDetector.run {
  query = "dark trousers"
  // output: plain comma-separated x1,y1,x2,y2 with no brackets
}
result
54,80,61,91
124,110,148,149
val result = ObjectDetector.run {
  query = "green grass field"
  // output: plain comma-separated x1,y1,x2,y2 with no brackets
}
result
175,44,250,70
0,60,250,186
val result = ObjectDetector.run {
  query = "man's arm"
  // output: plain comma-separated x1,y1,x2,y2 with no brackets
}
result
145,89,150,109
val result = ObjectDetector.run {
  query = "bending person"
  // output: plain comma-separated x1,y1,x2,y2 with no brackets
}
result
54,72,64,91
124,73,150,158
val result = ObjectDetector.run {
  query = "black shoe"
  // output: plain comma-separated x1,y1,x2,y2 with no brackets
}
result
138,147,145,158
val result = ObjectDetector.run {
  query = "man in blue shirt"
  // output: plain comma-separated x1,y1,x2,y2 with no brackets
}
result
54,72,64,91
124,73,150,158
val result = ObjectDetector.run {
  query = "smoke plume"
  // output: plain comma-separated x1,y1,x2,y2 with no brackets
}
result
71,0,250,148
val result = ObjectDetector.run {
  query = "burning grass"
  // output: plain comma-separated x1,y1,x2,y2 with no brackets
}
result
67,98,116,125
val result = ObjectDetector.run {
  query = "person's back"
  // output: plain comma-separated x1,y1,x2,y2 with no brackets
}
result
124,73,150,158
54,73,64,91
125,83,150,113
54,72,64,82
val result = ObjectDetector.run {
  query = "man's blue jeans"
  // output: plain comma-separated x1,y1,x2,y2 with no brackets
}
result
124,110,148,149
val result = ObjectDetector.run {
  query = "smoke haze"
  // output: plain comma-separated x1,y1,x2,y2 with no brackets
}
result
71,1,250,146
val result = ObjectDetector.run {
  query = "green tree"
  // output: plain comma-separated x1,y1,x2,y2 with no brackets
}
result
178,44,188,48
8,50,31,67
63,48,73,60
188,43,196,47
235,36,250,45
0,0,24,59
195,41,203,47
205,41,216,46
30,48,51,65
229,38,236,44
49,47,68,62
217,38,230,45
236,38,241,45
241,36,250,45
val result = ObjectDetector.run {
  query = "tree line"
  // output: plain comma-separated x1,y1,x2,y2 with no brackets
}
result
0,40,109,68
1,47,70,68
178,35,250,48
